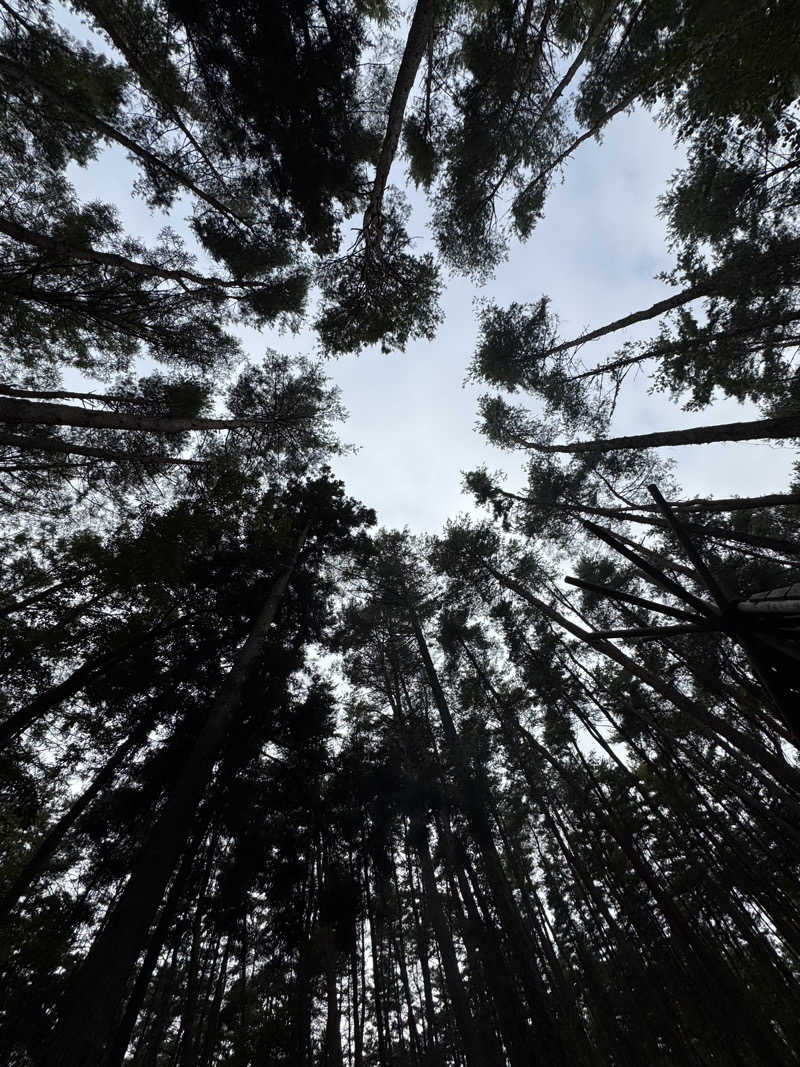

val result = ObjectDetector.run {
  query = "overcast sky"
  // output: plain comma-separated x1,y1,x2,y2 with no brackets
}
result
309,105,795,532
62,6,797,536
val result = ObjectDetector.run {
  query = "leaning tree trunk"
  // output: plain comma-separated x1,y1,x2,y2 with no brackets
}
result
106,827,207,1067
363,0,438,238
43,525,308,1067
0,396,270,434
0,430,205,466
533,237,800,361
0,613,183,749
0,215,234,289
0,54,248,227
412,819,485,1067
0,722,149,919
527,411,800,455
477,556,800,796
410,613,567,1066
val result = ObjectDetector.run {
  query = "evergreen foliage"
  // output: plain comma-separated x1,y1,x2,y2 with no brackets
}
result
2,2,800,1066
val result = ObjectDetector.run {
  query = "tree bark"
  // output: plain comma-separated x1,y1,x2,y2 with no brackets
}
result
478,557,800,795
533,237,800,361
413,821,483,1067
107,828,207,1067
42,525,308,1067
515,85,641,201
527,411,800,454
363,0,438,237
410,614,561,1065
488,0,620,202
0,396,271,434
0,54,250,228
0,430,205,466
625,491,800,513
0,215,248,290
0,725,146,919
0,614,183,749
322,927,344,1067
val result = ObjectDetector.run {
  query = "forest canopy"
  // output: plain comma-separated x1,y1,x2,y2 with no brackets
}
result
1,2,800,1066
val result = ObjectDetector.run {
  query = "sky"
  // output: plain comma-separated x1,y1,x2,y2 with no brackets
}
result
60,5,797,536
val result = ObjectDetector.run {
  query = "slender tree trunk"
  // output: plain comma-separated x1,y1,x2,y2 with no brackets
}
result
0,395,271,434
71,0,228,187
0,613,182,749
0,384,135,402
0,215,245,289
197,939,229,1067
437,813,536,1067
350,928,363,1067
132,942,181,1067
178,836,217,1067
364,0,439,234
389,854,423,1066
0,724,147,918
43,526,308,1067
412,819,483,1067
488,0,624,202
363,854,389,1067
107,829,207,1067
410,612,563,1065
534,237,800,360
516,85,641,201
0,54,250,227
505,488,800,553
0,430,205,466
478,556,800,795
322,928,344,1067
527,411,800,454
624,490,800,513
577,503,800,556
544,285,709,358
404,829,437,1058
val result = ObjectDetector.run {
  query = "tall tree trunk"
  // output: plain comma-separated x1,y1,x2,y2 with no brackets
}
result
43,526,308,1067
363,853,390,1067
197,939,230,1067
0,215,244,289
436,813,537,1067
532,237,800,360
527,411,800,454
505,487,800,553
389,854,423,1066
0,53,250,227
403,829,437,1059
178,835,217,1067
107,828,207,1067
0,613,183,749
410,613,564,1065
322,928,344,1067
363,0,439,237
477,556,800,795
131,942,181,1067
516,85,641,203
0,723,148,918
0,395,273,434
489,0,628,203
0,430,205,466
412,819,484,1067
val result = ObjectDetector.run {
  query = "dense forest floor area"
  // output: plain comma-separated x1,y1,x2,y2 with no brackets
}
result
1,2,800,1065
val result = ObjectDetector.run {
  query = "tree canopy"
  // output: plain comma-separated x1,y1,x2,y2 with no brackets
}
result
2,2,800,1065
